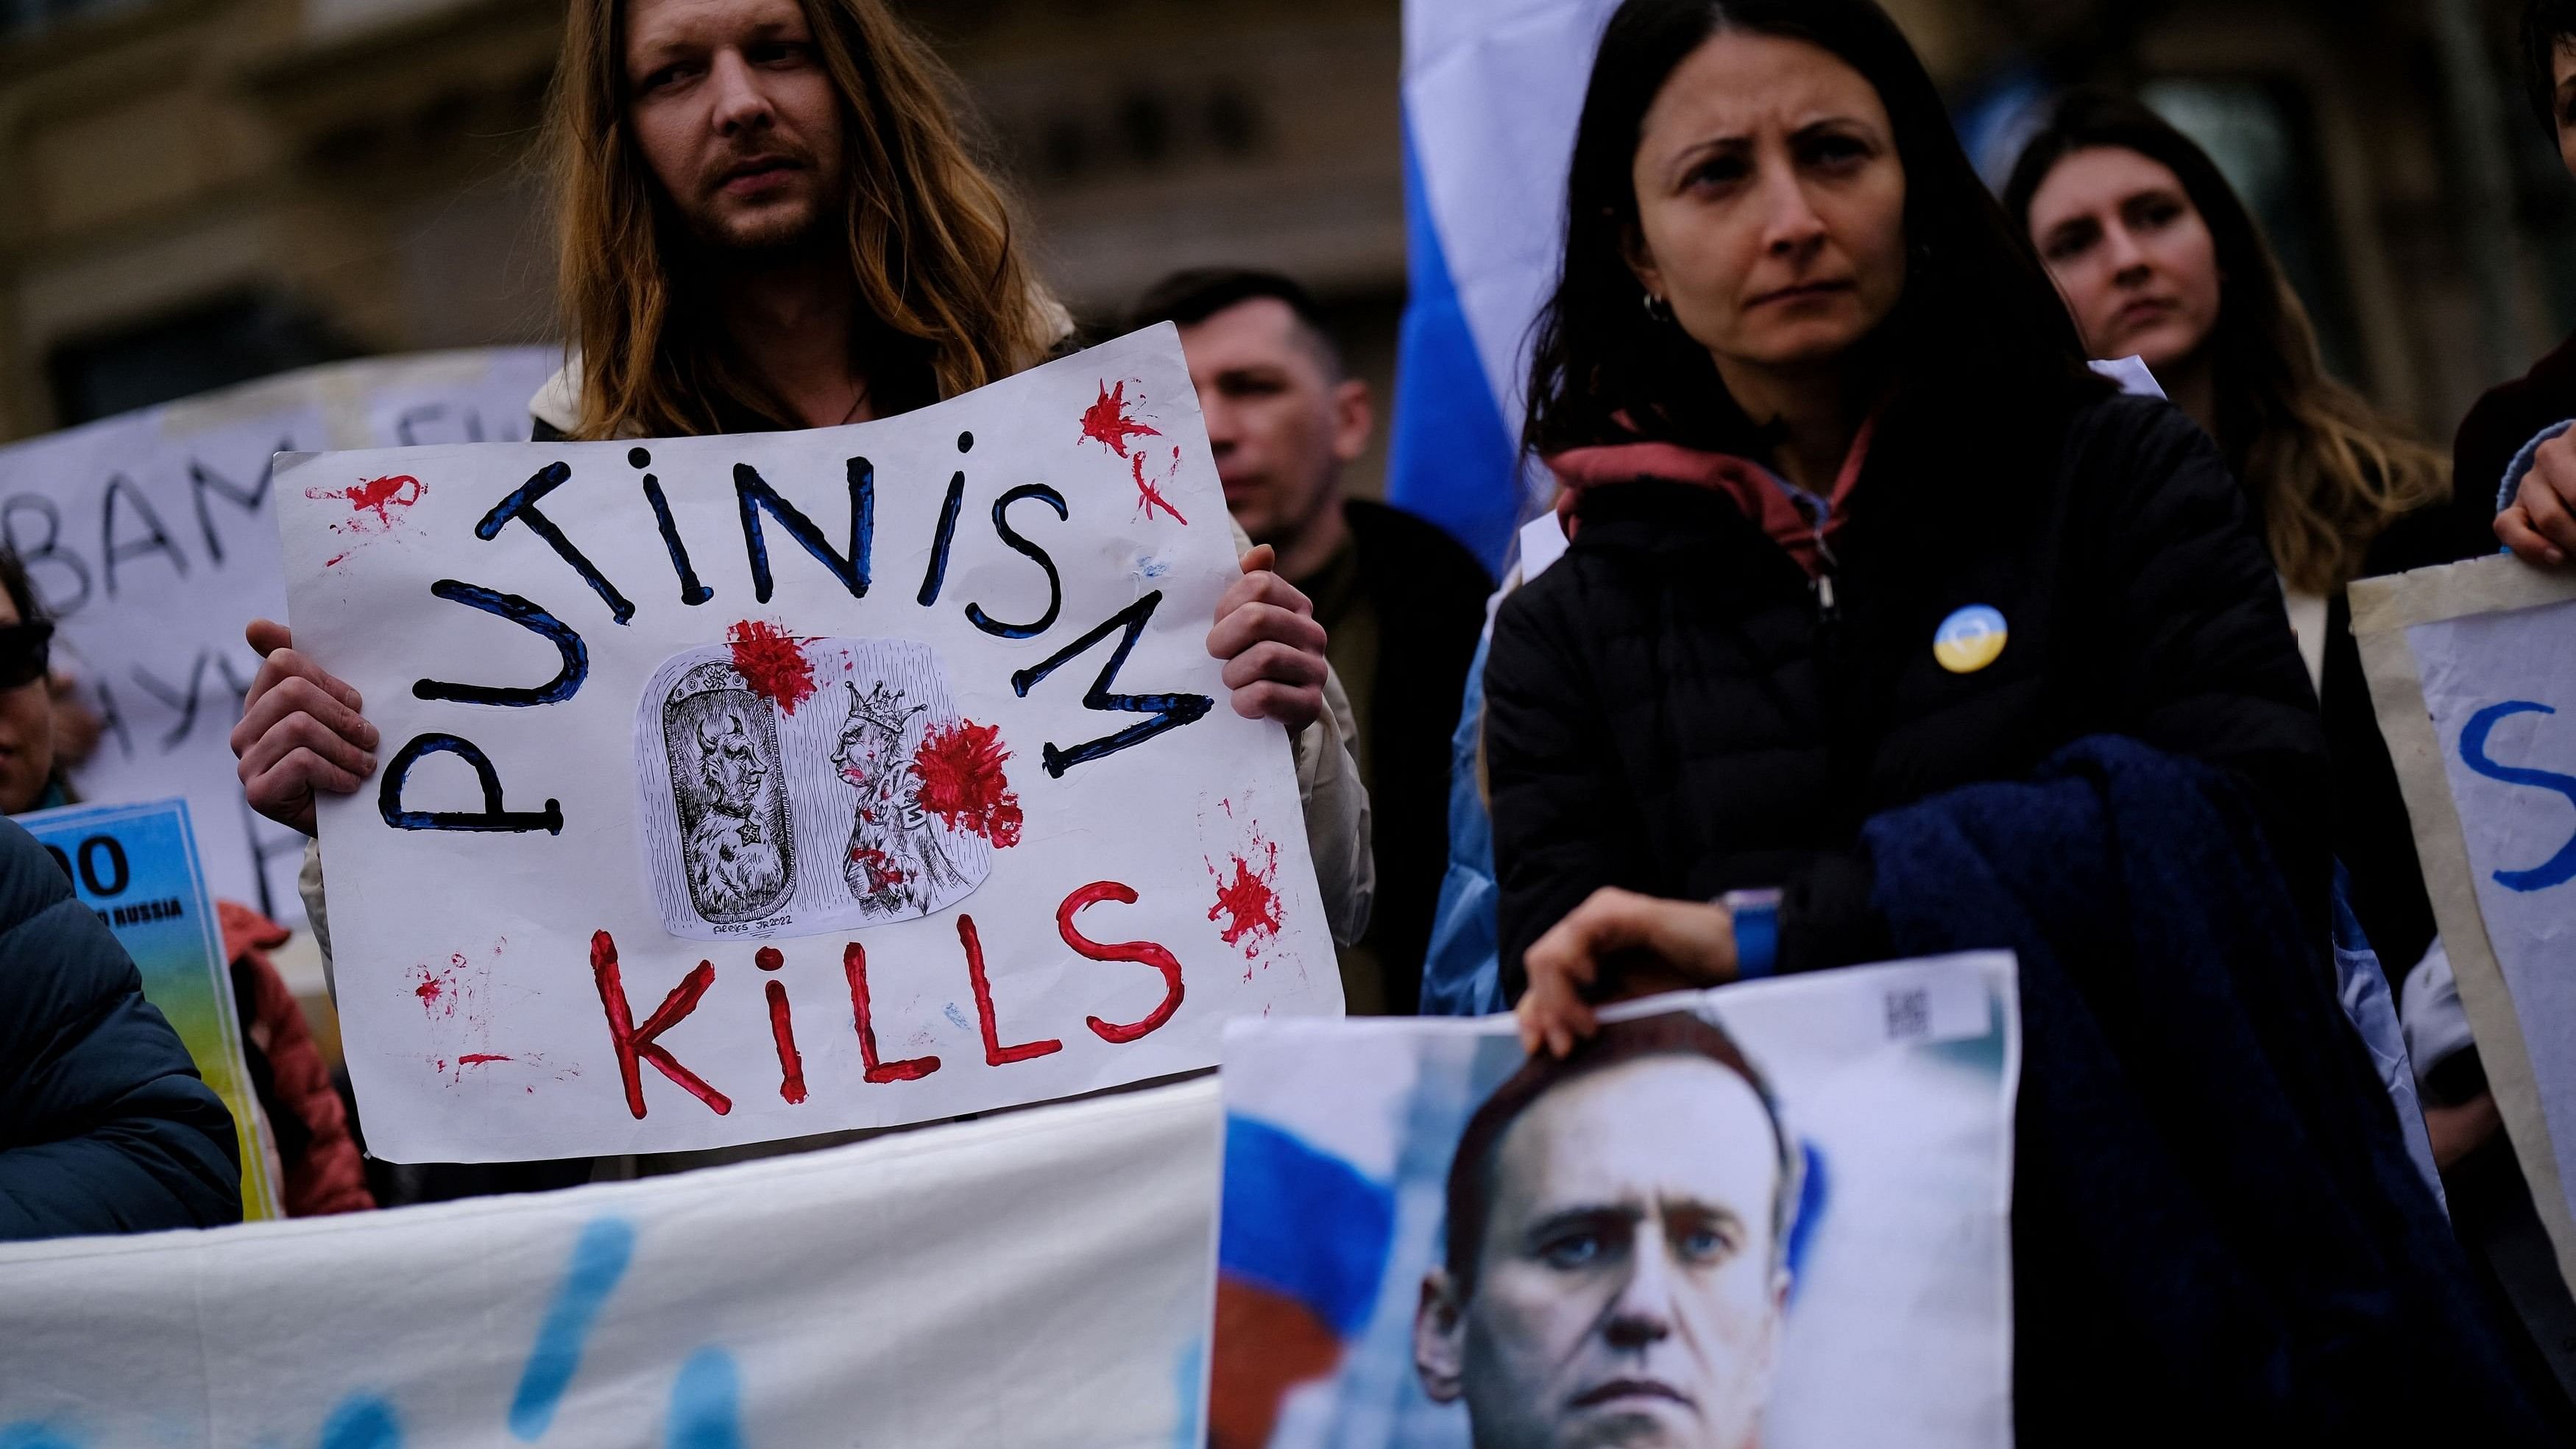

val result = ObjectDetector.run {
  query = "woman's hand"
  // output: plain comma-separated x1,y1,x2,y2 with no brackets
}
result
2499,429,2576,567
1517,887,1738,1058
1208,544,1328,733
230,620,378,837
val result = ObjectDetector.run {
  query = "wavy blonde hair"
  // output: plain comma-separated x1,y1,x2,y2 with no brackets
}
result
542,0,1058,439
2005,91,2447,595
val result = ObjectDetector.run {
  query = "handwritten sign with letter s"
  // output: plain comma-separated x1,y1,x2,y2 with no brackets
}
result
2355,556,2576,1293
277,327,1341,1163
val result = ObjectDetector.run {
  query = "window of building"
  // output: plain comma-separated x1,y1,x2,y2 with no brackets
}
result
47,291,360,426
2,0,159,42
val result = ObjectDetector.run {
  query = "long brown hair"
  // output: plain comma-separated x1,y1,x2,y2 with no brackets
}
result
544,0,1058,438
1526,0,2106,461
2003,90,2449,595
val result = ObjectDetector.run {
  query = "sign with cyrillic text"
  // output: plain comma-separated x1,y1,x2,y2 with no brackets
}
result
277,326,1339,1162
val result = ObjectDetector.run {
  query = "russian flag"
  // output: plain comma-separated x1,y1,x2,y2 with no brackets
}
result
1390,0,1623,575
1207,1038,1422,1449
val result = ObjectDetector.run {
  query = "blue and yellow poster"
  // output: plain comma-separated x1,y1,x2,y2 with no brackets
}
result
14,797,283,1221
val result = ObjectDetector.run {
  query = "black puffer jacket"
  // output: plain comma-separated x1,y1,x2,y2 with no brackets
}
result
1487,392,2329,996
0,817,241,1238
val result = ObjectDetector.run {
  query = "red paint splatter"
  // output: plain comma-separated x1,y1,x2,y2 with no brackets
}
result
1209,835,1284,957
1080,379,1161,457
414,975,443,1005
324,552,350,568
456,1053,512,1066
306,474,424,530
727,619,815,714
912,720,1024,847
849,846,909,893
754,946,785,971
1131,449,1189,525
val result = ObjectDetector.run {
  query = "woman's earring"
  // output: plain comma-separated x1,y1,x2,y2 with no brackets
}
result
1642,291,1673,323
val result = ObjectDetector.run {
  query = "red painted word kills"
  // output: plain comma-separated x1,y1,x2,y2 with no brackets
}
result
587,880,1186,1118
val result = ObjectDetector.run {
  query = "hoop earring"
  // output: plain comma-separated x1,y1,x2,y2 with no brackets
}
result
1642,291,1673,323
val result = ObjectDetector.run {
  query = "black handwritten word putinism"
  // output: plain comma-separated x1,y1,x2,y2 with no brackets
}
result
375,431,1214,839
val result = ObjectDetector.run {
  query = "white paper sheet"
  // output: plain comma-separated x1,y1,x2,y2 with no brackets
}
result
275,327,1340,1163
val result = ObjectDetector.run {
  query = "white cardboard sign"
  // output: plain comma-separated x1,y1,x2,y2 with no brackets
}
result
0,348,557,926
2354,554,2576,1292
277,327,1340,1163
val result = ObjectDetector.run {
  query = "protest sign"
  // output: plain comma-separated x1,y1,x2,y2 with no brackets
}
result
0,1077,1221,1448
0,348,559,927
1210,954,2019,1449
2354,554,2576,1292
13,795,284,1222
274,326,1340,1163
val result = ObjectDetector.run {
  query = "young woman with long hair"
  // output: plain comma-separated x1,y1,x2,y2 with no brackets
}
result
2003,91,2455,983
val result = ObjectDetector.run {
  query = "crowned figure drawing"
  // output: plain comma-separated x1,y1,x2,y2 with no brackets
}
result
832,679,970,915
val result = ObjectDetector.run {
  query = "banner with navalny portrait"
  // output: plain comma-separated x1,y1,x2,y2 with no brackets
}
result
1209,954,2019,1449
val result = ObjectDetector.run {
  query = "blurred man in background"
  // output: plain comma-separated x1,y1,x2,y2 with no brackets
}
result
1136,270,1492,1015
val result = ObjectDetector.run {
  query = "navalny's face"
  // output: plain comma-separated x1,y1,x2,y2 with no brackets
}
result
1423,1057,1789,1449
623,0,848,257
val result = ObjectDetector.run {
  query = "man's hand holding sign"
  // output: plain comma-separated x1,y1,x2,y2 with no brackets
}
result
241,328,1345,1162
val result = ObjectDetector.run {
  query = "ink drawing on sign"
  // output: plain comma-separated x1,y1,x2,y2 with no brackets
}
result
637,633,997,939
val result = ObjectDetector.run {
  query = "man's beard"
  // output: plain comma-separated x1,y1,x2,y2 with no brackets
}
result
677,164,842,266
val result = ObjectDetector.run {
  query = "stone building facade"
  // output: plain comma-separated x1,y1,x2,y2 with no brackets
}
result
1,0,2566,472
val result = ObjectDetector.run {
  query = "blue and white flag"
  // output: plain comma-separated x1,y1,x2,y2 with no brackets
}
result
1392,0,1621,574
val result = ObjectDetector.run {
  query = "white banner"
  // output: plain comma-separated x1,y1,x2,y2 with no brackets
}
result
277,326,1340,1163
0,1078,1221,1448
1211,954,2020,1449
2355,554,2576,1292
0,349,559,926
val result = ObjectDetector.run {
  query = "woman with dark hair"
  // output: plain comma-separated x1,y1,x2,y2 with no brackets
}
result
2003,88,2460,985
1496,0,2318,1014
1487,0,2557,1433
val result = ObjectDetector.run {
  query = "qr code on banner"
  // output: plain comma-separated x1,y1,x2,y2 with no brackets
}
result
1884,987,1932,1041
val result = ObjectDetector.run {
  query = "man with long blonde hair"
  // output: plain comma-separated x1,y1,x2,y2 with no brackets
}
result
230,0,1373,1151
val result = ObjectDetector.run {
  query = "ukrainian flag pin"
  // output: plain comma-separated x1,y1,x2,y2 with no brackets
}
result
1933,605,2008,674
